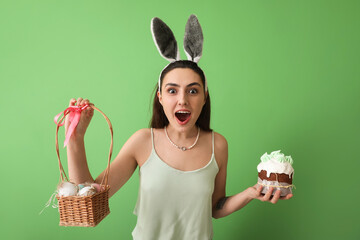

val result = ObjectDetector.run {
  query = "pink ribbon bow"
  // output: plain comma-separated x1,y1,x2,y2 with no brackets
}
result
54,105,89,147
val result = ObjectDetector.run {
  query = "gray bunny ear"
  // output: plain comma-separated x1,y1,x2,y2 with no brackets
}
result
184,14,203,63
151,17,180,62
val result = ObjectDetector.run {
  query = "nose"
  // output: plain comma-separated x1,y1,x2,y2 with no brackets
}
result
177,91,188,106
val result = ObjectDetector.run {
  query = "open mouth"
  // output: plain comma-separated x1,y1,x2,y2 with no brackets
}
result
175,110,191,124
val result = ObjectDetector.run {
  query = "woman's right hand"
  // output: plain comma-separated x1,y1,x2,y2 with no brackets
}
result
65,97,94,140
247,184,293,204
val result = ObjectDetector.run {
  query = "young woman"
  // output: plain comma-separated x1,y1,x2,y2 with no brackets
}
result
65,16,293,240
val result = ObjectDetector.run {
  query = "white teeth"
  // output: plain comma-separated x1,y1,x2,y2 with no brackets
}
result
176,111,190,114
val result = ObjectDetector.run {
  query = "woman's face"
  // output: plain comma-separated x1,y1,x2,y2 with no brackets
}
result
158,68,207,132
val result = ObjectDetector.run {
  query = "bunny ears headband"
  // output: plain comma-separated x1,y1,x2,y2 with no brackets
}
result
151,14,207,92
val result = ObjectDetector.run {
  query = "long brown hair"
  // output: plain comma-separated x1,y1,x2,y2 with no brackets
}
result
150,60,211,131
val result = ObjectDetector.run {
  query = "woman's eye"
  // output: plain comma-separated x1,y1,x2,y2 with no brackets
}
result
168,89,176,94
189,89,198,94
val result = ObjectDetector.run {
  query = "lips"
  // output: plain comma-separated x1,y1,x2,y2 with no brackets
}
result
175,110,191,125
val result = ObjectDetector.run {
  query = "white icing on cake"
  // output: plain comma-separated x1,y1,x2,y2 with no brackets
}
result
257,150,294,178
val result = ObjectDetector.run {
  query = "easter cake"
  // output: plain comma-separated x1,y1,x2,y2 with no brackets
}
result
257,150,294,197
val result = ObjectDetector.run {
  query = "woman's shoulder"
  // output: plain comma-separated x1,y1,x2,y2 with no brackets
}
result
125,128,152,164
128,128,152,144
213,131,228,151
132,128,151,137
212,131,228,168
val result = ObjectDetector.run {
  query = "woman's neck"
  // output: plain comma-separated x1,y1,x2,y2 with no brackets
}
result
165,125,199,142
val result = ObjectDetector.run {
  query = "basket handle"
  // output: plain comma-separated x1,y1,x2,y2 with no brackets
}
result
55,105,113,188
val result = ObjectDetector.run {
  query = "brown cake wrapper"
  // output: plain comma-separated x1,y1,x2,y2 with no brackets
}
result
257,177,293,197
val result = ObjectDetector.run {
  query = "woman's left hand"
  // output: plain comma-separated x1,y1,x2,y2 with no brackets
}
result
246,184,293,204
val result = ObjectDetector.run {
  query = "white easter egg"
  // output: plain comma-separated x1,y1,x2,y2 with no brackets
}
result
58,182,78,197
78,186,97,196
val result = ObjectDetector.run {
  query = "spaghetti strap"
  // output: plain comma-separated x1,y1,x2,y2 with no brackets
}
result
150,128,155,149
212,131,214,155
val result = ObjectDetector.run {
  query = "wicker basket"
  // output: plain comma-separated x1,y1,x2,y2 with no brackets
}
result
54,105,113,227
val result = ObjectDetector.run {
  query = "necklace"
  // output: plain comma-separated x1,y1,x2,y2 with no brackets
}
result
164,126,200,151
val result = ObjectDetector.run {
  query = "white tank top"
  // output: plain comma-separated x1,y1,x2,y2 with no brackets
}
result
132,128,219,240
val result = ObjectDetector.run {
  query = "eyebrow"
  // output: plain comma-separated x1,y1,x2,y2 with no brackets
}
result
164,82,201,88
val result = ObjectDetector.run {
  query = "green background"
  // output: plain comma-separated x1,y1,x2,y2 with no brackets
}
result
1,0,359,239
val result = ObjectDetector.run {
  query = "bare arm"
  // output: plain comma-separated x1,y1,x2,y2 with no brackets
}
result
95,129,149,197
67,137,94,183
65,98,145,198
213,186,293,219
211,132,228,219
66,98,95,184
